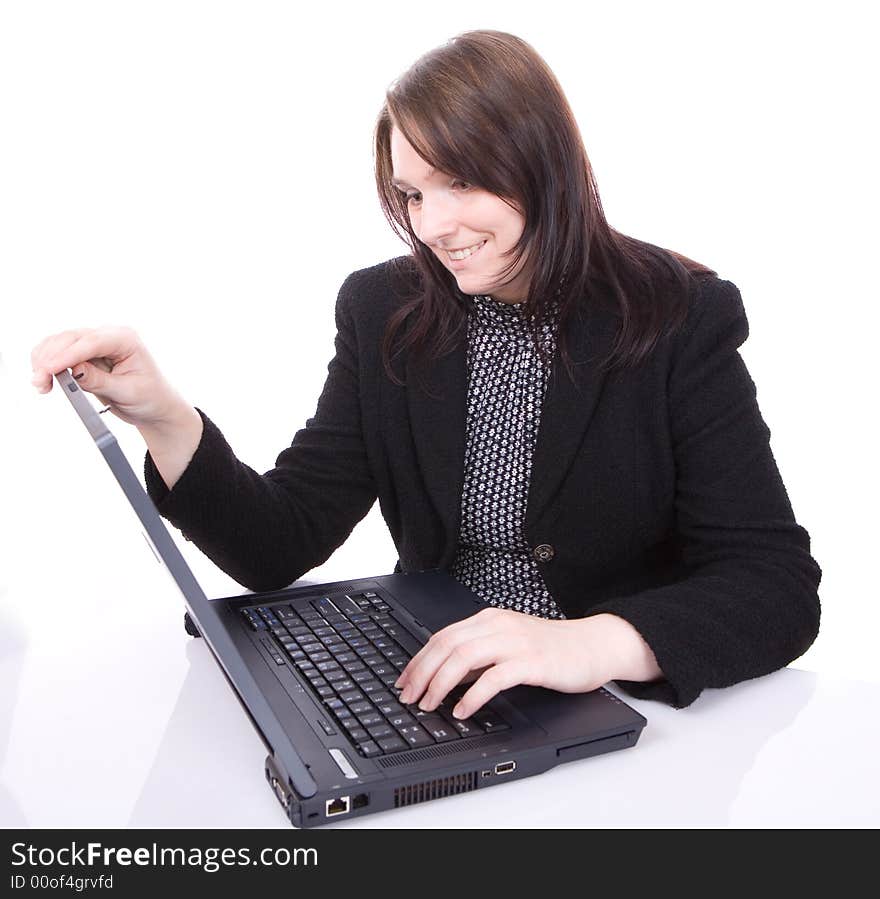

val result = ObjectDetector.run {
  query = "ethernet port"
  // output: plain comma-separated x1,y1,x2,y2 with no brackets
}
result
352,793,370,810
326,796,350,817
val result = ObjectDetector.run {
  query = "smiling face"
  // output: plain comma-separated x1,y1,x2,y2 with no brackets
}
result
390,126,532,303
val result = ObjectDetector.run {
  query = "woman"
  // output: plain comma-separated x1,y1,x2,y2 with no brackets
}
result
30,30,821,723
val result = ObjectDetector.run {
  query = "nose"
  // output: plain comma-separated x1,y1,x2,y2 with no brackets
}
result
414,193,458,248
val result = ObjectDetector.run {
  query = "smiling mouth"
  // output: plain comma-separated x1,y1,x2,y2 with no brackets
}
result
446,239,487,262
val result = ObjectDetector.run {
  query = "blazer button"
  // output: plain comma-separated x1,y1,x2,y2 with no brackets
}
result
533,543,555,562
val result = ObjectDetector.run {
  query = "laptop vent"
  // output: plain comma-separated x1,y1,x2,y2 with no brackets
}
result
377,734,498,768
394,772,479,807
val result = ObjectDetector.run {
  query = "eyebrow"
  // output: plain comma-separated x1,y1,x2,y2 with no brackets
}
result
391,167,436,189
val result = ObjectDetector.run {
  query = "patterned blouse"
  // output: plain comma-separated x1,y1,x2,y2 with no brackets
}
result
450,292,566,619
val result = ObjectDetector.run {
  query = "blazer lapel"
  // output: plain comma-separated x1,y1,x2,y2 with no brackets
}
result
525,296,620,533
406,324,469,555
406,284,620,560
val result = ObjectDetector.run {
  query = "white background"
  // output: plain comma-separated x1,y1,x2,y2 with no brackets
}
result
0,1,877,826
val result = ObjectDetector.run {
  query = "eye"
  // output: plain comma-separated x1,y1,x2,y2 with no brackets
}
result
452,179,472,191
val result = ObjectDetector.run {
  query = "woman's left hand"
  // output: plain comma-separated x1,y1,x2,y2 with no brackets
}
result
394,606,622,720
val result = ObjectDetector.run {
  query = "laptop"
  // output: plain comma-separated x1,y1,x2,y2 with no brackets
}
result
55,368,647,827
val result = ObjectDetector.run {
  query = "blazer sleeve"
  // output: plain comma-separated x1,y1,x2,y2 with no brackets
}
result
586,278,822,708
142,271,378,592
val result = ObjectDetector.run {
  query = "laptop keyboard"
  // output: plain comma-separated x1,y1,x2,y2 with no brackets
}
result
241,590,510,758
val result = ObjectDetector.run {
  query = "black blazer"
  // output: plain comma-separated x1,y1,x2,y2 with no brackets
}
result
145,256,822,708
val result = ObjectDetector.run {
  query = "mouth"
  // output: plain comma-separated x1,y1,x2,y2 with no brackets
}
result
445,239,488,266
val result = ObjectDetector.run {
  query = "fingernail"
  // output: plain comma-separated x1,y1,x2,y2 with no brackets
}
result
452,704,464,719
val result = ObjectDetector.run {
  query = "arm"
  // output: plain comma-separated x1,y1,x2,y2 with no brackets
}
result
138,402,204,490
142,272,378,592
583,277,822,708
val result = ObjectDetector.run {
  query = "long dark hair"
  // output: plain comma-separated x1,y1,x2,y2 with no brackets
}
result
373,30,716,388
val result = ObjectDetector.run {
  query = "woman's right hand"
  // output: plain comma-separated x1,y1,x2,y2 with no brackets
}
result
30,326,187,428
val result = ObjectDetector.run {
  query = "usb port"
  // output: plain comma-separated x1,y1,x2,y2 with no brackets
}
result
494,761,516,775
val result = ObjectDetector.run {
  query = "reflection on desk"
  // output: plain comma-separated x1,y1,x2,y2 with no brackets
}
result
2,612,876,827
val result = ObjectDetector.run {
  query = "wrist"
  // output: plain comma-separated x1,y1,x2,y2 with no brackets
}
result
576,613,664,685
140,398,200,438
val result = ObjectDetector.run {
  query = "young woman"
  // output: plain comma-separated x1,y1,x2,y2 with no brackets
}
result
30,30,821,724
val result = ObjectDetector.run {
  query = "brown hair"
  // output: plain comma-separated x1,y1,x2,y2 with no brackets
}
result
373,30,716,388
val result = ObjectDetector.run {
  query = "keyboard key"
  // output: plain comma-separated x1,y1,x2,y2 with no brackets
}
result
377,736,407,753
420,716,459,742
471,709,510,733
347,727,368,743
358,741,381,758
357,712,384,728
367,724,394,740
399,725,434,748
311,597,340,617
438,709,484,737
377,700,404,717
335,595,363,616
348,701,372,715
388,712,416,729
339,689,364,704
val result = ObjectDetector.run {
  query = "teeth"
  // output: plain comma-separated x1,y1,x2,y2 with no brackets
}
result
448,240,485,260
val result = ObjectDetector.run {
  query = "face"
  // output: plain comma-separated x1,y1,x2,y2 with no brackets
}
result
390,126,531,303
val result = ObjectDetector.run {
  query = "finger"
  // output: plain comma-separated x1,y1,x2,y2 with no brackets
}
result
396,620,499,704
32,330,92,392
68,360,112,397
41,328,134,377
31,330,91,371
395,607,506,690
451,661,526,720
417,640,503,712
